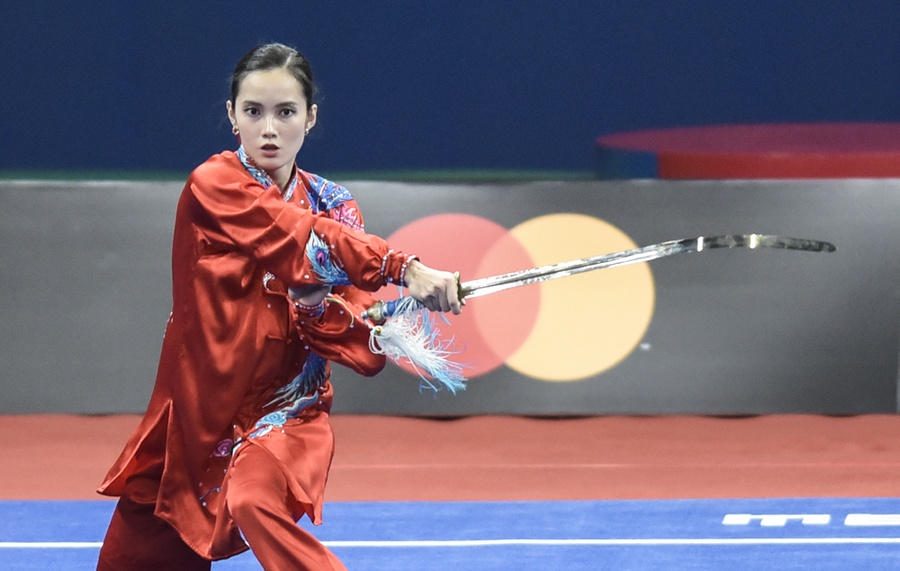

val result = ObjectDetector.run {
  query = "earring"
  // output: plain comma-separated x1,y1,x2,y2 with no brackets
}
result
304,128,310,135
232,125,239,135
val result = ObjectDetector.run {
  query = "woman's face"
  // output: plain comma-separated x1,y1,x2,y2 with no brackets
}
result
227,68,317,187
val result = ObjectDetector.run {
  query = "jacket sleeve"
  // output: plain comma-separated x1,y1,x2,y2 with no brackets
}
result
186,159,413,291
294,188,389,377
292,291,386,377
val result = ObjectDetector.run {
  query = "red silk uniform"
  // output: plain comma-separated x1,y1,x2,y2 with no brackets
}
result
98,151,412,562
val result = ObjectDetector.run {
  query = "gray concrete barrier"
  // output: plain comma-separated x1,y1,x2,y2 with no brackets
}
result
1,178,895,415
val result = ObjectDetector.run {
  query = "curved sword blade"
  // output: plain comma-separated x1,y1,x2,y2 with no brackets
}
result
460,234,836,299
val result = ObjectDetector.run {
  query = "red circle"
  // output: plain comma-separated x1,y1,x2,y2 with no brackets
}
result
472,231,542,370
380,214,538,378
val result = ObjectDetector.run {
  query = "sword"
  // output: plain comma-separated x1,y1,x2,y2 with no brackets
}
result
363,234,836,323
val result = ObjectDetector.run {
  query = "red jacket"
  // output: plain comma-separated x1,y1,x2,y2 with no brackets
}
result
98,151,413,558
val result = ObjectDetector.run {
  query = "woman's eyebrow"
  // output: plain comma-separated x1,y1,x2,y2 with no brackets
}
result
240,99,301,107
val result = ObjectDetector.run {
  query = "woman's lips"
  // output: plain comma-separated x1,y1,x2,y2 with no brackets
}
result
259,144,280,157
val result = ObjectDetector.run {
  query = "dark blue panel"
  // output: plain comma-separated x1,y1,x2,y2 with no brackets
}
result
2,1,900,172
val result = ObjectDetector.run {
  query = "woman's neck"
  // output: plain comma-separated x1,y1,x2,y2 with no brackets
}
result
270,165,295,194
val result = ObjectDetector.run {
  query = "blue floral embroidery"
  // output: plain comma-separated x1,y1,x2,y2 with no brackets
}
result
305,174,353,213
248,397,316,439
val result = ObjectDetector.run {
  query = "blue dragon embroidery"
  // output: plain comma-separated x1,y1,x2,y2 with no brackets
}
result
306,231,352,285
247,353,328,439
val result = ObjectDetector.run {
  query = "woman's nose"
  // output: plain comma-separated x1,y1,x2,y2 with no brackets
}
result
263,115,276,136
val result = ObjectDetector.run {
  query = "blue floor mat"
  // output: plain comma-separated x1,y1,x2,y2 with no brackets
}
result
2,498,900,570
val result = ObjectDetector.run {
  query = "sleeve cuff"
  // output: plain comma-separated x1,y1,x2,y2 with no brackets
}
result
380,251,418,287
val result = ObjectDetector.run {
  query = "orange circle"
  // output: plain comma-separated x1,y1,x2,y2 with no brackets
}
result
504,214,655,381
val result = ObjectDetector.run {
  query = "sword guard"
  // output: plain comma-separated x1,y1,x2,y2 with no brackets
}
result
455,271,470,304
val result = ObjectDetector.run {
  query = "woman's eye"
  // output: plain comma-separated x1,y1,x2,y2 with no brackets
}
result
280,108,296,117
244,108,259,116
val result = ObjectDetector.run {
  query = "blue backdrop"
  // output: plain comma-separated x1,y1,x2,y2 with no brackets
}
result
2,1,899,174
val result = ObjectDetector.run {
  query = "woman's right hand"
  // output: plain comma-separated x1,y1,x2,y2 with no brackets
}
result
403,260,463,314
288,284,332,307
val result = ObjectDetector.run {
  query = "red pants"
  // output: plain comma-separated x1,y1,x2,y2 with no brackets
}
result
96,496,211,571
97,443,346,570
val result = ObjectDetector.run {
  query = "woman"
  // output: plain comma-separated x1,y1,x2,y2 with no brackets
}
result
96,43,462,570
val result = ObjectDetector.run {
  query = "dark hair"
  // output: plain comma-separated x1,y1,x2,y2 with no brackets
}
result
230,43,315,110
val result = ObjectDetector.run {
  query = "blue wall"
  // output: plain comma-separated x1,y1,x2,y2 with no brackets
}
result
2,1,899,174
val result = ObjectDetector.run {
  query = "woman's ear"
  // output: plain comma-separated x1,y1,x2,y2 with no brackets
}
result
226,100,237,130
306,104,318,133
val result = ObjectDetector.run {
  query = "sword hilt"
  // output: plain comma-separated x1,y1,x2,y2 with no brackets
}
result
363,272,465,324
362,299,407,324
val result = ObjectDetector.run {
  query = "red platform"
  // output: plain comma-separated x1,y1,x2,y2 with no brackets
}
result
596,123,900,179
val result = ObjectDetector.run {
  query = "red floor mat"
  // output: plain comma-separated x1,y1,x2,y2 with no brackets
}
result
3,414,899,501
